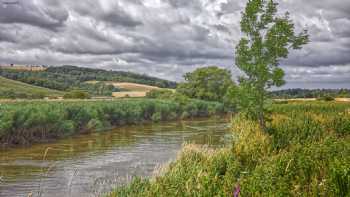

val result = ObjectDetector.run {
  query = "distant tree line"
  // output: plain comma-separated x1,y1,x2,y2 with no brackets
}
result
0,65,177,96
270,89,350,99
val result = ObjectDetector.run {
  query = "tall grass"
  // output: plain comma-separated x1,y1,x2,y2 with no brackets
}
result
0,99,224,146
110,102,350,197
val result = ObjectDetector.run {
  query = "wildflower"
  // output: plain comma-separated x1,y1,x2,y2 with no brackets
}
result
233,184,240,197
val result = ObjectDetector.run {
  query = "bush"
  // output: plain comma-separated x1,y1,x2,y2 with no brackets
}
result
63,90,91,99
146,89,174,99
317,95,335,101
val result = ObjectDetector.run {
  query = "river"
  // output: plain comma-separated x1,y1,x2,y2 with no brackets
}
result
0,117,230,197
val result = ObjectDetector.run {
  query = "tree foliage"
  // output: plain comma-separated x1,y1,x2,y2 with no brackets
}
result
234,0,309,128
177,66,235,102
63,90,91,99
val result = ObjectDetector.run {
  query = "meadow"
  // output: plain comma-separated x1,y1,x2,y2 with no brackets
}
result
0,76,63,99
110,102,350,197
0,98,224,146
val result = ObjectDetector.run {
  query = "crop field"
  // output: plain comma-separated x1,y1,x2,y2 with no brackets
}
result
112,91,147,98
336,98,350,102
86,81,160,91
0,65,46,71
274,98,350,102
110,102,350,197
87,81,175,98
110,82,161,91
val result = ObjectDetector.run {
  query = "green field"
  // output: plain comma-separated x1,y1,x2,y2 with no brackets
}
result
110,102,350,197
0,76,64,99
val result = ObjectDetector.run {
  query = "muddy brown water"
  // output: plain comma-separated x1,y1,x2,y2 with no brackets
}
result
0,118,230,197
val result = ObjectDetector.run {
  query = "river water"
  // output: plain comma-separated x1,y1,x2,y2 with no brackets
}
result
0,118,230,197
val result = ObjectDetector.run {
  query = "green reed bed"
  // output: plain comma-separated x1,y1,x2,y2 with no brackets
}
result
110,102,350,197
0,99,224,146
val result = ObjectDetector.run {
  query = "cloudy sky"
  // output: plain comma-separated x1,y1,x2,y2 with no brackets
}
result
0,0,349,89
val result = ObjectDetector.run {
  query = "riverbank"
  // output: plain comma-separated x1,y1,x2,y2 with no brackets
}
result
0,99,225,147
110,102,350,196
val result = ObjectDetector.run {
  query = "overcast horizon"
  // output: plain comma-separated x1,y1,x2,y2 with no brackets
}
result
0,0,349,89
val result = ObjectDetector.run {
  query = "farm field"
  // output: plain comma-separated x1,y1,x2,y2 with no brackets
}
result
108,82,161,91
112,91,147,98
110,101,350,197
336,98,350,102
0,65,46,71
274,98,350,102
87,81,175,98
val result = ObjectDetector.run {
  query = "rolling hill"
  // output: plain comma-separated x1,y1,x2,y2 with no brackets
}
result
0,76,64,99
0,65,177,97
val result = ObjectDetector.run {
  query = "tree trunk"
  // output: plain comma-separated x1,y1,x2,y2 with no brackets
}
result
258,87,266,131
258,110,266,131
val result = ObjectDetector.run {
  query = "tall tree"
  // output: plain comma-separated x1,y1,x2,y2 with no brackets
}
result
234,0,309,129
177,66,235,102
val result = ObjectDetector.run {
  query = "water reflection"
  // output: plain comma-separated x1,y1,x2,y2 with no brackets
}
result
0,117,230,197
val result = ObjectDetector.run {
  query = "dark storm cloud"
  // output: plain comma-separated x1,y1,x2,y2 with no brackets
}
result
69,0,142,27
0,0,349,88
0,0,68,30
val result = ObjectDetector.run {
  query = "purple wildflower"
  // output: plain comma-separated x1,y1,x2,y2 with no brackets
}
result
233,184,240,197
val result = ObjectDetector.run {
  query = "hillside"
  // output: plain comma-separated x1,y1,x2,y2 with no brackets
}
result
0,65,176,96
86,81,161,91
0,76,63,99
47,66,177,88
86,81,176,98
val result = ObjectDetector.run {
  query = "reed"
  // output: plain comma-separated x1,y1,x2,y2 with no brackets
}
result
109,102,350,197
0,99,224,146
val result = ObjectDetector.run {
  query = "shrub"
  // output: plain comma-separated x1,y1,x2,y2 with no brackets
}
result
63,90,91,99
317,95,335,101
146,89,174,99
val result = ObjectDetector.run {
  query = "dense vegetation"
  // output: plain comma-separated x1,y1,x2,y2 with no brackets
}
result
63,90,91,99
0,76,63,99
176,66,235,102
0,99,224,146
271,88,350,99
110,102,350,196
0,65,176,96
233,0,309,129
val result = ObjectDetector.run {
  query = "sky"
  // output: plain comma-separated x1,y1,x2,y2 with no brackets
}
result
0,0,349,89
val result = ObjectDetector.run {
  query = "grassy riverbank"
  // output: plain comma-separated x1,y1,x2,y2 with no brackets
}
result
110,102,350,196
0,99,224,146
